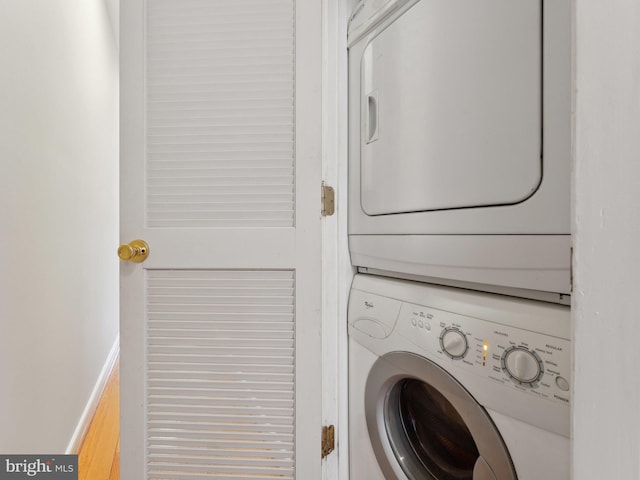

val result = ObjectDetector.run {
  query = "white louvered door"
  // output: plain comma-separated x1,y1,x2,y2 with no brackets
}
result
120,1,322,479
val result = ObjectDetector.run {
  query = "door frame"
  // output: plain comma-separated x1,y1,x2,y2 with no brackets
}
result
320,0,353,478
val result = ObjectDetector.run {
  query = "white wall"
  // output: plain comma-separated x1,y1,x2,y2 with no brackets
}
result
573,1,640,478
0,0,119,452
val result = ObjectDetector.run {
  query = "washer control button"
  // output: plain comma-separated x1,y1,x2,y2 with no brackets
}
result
555,376,570,392
439,328,468,359
501,347,544,385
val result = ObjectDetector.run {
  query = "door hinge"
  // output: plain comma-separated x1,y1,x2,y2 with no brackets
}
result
321,182,335,217
321,425,335,458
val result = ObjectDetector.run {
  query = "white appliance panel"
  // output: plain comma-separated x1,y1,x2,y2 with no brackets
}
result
348,275,571,436
347,0,572,295
361,0,542,215
348,274,571,480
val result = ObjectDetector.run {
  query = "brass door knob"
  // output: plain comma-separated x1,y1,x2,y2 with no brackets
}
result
117,239,149,263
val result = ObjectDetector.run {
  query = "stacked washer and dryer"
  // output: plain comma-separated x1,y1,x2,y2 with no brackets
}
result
346,0,572,479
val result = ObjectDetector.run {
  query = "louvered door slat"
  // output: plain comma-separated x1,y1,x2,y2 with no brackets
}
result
146,0,295,228
146,270,295,479
147,372,294,383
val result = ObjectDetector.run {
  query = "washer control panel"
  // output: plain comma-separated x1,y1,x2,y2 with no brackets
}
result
501,346,544,385
439,327,469,359
394,301,571,404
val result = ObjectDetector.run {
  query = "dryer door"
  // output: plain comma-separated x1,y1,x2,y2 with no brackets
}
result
365,352,517,480
360,0,541,215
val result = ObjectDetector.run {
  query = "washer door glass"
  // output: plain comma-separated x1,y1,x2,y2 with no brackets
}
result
386,378,479,480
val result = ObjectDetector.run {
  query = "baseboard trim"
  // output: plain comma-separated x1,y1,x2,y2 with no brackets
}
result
66,338,120,454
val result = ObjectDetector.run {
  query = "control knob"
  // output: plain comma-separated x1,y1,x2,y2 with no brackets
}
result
501,346,544,385
439,327,469,359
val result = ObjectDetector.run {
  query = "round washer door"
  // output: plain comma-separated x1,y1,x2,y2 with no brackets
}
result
365,352,517,480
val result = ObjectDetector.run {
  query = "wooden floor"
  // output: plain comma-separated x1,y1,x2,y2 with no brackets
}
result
78,359,120,480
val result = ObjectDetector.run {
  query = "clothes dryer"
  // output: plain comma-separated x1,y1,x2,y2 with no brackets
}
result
348,274,571,479
348,0,572,295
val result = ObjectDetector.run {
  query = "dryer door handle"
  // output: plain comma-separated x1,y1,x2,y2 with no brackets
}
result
366,91,379,143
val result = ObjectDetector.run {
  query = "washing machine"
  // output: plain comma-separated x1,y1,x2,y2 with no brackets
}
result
348,274,570,479
348,0,572,296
